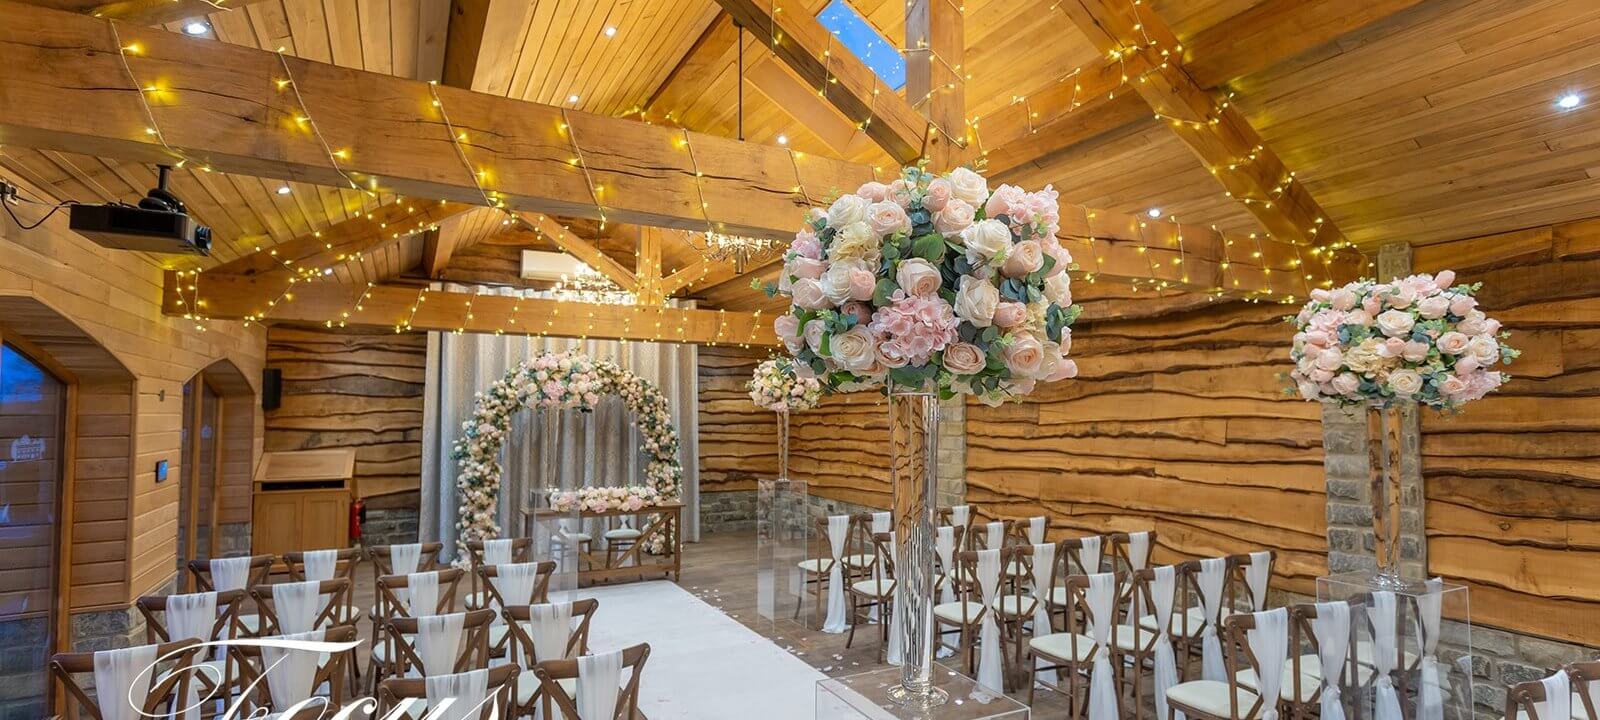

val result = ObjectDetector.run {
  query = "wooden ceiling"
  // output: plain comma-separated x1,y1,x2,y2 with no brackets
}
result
5,0,1599,314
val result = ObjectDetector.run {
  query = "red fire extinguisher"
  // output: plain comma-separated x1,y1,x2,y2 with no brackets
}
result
350,499,365,542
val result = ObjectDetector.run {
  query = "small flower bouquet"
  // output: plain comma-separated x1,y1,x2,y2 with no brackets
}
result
767,165,1081,405
747,356,824,412
547,485,661,513
1289,270,1519,410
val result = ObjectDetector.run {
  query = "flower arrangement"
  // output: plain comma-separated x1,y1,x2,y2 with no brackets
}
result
453,350,681,550
548,485,660,513
746,356,824,412
1288,270,1520,410
767,165,1081,404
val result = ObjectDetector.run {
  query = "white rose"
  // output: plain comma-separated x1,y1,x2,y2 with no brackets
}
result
1043,273,1072,306
1387,368,1423,396
828,222,881,265
1375,309,1416,338
1468,334,1500,366
821,259,866,306
828,194,870,227
946,167,989,205
1456,309,1487,335
954,275,999,327
829,325,878,372
960,219,1012,267
1416,294,1450,320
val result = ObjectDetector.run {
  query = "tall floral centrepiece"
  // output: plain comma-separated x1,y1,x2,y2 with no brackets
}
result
1289,270,1518,586
771,165,1081,706
747,356,823,480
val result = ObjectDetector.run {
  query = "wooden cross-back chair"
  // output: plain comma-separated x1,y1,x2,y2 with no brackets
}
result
935,524,970,591
1163,611,1278,720
1027,571,1129,708
381,608,497,678
533,643,651,720
936,505,975,537
187,555,274,592
461,538,534,608
228,625,359,717
376,665,520,720
1114,568,1167,720
1345,589,1424,714
1570,662,1600,720
971,518,1013,551
794,515,848,628
136,589,245,708
371,569,466,691
1232,601,1368,720
248,578,354,636
476,560,557,608
1040,535,1110,628
934,547,1025,686
1143,557,1240,677
846,531,898,661
50,639,203,720
282,548,364,627
503,599,601,716
365,542,444,579
1225,551,1277,612
844,511,888,579
1507,671,1583,720
1108,530,1159,572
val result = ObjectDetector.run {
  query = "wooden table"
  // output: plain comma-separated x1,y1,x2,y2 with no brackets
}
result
522,500,683,586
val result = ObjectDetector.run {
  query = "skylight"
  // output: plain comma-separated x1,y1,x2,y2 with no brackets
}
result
817,0,905,91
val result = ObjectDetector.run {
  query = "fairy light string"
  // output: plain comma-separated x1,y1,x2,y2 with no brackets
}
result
274,49,368,195
560,109,608,231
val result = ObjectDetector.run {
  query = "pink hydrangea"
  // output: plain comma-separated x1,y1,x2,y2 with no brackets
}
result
867,291,959,368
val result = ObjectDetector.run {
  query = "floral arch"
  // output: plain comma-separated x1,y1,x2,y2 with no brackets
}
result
452,350,682,545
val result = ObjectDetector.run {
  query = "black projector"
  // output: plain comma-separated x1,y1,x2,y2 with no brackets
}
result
68,164,212,256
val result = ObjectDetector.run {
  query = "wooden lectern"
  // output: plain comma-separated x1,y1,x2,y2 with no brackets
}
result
251,448,357,556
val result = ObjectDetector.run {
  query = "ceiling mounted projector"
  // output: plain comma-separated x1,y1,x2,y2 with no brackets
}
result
70,165,212,255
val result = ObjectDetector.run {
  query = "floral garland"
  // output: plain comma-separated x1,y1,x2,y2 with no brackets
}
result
747,356,824,412
453,350,681,549
548,485,661,513
1289,270,1519,410
765,165,1080,405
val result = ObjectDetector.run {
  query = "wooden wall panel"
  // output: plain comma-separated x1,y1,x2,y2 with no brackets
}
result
697,346,777,494
1413,218,1600,645
264,326,426,499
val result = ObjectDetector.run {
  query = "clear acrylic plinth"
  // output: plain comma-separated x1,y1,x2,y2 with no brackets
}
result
756,477,810,635
816,663,1029,720
1316,572,1474,720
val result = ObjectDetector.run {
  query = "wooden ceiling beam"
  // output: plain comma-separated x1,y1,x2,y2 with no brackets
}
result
19,0,276,26
210,200,476,277
516,212,639,293
1057,0,1344,248
714,0,931,164
0,1,872,240
163,271,779,345
1182,0,1428,88
439,0,531,94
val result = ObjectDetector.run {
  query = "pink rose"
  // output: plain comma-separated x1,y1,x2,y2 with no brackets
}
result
1377,337,1407,359
1416,294,1450,320
896,258,942,297
934,198,976,236
791,278,829,309
1386,284,1417,309
942,342,985,375
1448,294,1476,317
1346,310,1374,328
789,256,825,280
868,201,911,236
1402,340,1430,363
922,178,954,212
1040,239,1071,277
1439,374,1468,398
877,343,911,369
857,181,891,202
1484,318,1501,335
1434,270,1456,288
1314,348,1343,371
993,301,1026,328
1453,354,1479,374
1362,296,1383,317
1309,368,1335,384
792,232,822,259
775,315,802,353
1045,357,1078,382
803,320,826,353
1297,380,1321,400
1456,310,1487,335
984,184,1026,219
1436,331,1470,355
847,267,876,302
888,179,913,208
1001,240,1044,278
1330,288,1358,311
1003,334,1044,377
1331,372,1360,396
840,301,873,325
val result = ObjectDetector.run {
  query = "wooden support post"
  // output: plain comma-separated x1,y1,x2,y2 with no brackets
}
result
906,0,965,171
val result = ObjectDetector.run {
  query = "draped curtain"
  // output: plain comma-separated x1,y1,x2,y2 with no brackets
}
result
419,289,701,561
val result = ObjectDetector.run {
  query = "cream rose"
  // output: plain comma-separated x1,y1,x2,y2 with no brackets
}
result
1376,309,1416,338
829,325,877,372
934,198,975,236
821,259,869,305
1436,331,1470,355
803,319,826,353
960,219,1012,267
1416,295,1450,320
867,201,911,236
896,258,942,297
1468,335,1500,365
947,167,989,205
791,278,829,309
1003,333,1044,377
829,222,881,264
942,342,985,375
1329,288,1358,311
827,194,869,227
856,181,891,202
1456,309,1487,335
1387,368,1423,396
788,256,824,280
1043,272,1073,306
954,275,999,327
1001,239,1044,278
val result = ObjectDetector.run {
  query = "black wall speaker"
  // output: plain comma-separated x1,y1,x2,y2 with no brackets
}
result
262,368,283,411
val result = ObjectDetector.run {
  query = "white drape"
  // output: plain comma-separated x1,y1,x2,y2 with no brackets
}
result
420,317,701,561
1245,551,1272,610
94,644,157,720
417,612,467,677
1077,535,1103,574
272,581,321,635
408,571,442,616
936,526,956,603
530,602,575,663
483,539,515,566
822,516,850,633
209,557,250,592
391,544,423,575
577,650,624,720
492,561,542,608
426,668,490,720
166,592,217,642
975,548,1004,693
869,512,890,622
1027,517,1046,545
261,630,324,711
1150,565,1183,720
1538,671,1572,720
1312,601,1352,720
1127,531,1152,570
1247,608,1289,720
1029,542,1056,637
1196,557,1228,682
1369,591,1404,720
984,521,1005,550
302,550,337,582
1086,572,1118,720
1417,578,1445,720
870,512,891,534
950,505,969,533
885,531,903,666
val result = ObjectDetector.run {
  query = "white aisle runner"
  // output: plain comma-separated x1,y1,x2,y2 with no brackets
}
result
575,581,823,719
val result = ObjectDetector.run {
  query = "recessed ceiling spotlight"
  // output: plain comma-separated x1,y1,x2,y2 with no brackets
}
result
1147,207,1162,218
776,134,789,145
183,21,209,35
276,185,292,195
1557,93,1582,109
568,94,579,104
603,26,617,37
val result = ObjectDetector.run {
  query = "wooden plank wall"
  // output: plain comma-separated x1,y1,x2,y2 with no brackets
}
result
264,326,426,499
1412,217,1600,645
697,346,777,494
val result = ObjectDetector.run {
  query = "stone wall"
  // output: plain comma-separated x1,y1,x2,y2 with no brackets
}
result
700,489,758,534
0,617,50,720
362,504,420,547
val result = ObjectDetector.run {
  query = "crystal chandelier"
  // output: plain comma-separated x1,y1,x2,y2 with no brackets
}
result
544,265,635,305
694,231,784,273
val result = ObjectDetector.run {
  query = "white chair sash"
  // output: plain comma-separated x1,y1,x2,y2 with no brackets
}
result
166,592,218,642
984,521,1005,550
483,539,514,566
302,550,338,582
822,515,850,633
416,612,467,677
576,650,623,720
1150,565,1183,720
94,644,157,720
1369,591,1404,720
1077,535,1103,574
406,571,442,616
871,511,891,534
1028,542,1056,682
1418,578,1446,720
272,580,321,635
1312,601,1352,720
1245,551,1272,610
950,505,969,531
260,629,325,711
492,561,542,610
1246,608,1290,720
975,548,1004,693
1127,531,1152,570
1086,572,1118,720
1538,670,1573,720
391,543,423,575
1197,556,1228,682
936,526,957,603
869,512,891,622
528,602,575,665
208,557,251,592
886,531,904,666
425,668,490,720
1026,516,1046,545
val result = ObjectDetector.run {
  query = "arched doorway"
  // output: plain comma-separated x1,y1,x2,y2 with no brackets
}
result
177,360,255,590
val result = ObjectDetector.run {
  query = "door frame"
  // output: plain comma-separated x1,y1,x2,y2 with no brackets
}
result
180,375,227,591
